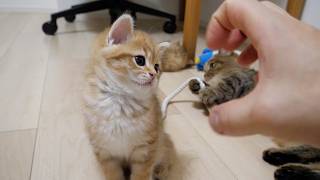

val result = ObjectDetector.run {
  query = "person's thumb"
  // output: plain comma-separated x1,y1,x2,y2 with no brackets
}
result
209,92,259,136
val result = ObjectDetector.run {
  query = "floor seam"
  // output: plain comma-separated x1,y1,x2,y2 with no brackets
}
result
0,128,37,134
28,35,50,180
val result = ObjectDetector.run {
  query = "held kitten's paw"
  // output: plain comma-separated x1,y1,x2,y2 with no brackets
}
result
189,79,202,94
274,165,319,180
200,88,217,107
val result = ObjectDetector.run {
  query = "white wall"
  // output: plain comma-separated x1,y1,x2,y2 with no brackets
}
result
57,0,87,10
200,0,287,27
55,0,287,26
1,0,319,30
0,0,57,11
301,0,320,29
129,0,179,16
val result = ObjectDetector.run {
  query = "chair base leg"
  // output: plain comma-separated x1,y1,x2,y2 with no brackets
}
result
42,0,177,35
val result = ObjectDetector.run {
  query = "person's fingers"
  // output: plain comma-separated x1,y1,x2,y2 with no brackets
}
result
209,90,261,136
206,17,230,50
237,44,258,66
224,29,247,51
206,0,274,50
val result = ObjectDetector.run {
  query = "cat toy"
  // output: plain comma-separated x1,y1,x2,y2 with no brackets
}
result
161,49,219,118
161,77,205,119
195,48,216,71
195,49,241,71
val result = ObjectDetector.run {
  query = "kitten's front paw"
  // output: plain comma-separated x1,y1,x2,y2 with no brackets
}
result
200,88,217,107
153,163,170,180
189,79,201,94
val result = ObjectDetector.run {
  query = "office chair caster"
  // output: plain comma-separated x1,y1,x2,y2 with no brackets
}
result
42,21,57,35
163,21,176,34
65,15,76,23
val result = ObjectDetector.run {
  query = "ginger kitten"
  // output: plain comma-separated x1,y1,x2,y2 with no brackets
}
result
83,15,175,180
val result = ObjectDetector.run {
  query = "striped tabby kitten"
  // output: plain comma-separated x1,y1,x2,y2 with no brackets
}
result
83,15,175,180
263,143,320,180
188,53,320,180
189,53,257,108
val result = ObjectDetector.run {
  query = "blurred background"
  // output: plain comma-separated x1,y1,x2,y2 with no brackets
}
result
0,0,319,28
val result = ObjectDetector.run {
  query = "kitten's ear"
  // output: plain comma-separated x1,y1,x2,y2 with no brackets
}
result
107,14,134,46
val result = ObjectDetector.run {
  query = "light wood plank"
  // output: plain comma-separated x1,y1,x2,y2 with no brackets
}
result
0,13,30,58
158,89,181,116
31,16,106,180
166,114,235,180
30,58,104,180
0,14,49,132
0,129,36,180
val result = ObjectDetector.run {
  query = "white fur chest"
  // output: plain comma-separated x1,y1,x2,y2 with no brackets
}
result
97,116,147,158
85,93,151,159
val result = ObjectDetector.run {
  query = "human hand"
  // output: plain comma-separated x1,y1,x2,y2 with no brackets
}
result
206,0,320,146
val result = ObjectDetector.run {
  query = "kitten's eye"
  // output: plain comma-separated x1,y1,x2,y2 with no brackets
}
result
210,61,222,69
154,64,160,72
134,55,145,66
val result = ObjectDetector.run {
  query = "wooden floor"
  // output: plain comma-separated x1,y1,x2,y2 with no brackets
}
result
0,13,276,180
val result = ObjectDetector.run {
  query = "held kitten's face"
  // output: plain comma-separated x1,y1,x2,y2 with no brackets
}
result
203,55,239,81
99,15,160,97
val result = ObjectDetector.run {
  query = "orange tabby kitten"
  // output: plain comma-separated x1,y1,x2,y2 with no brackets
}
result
83,15,175,180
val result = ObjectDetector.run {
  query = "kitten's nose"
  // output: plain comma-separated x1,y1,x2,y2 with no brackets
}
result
149,73,155,78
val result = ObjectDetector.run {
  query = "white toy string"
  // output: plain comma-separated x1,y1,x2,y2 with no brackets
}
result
161,77,205,119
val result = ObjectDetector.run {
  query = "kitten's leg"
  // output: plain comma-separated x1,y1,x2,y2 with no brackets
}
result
130,160,154,180
100,159,125,180
153,134,175,180
199,87,222,108
130,146,155,180
274,163,320,180
263,145,320,166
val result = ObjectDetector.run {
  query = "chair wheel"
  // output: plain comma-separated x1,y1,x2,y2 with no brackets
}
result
42,21,57,35
65,15,76,23
163,21,176,34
